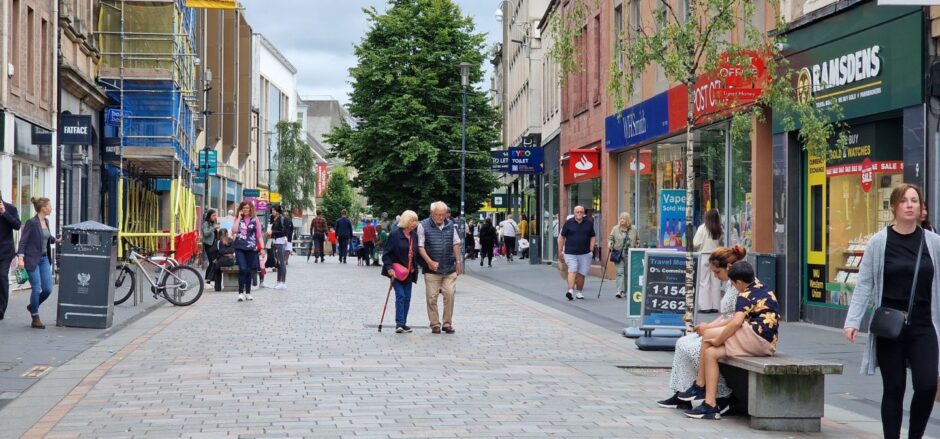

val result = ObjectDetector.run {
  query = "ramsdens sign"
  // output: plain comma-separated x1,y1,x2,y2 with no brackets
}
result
775,4,922,131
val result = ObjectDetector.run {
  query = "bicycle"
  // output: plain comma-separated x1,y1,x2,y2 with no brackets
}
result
113,243,204,306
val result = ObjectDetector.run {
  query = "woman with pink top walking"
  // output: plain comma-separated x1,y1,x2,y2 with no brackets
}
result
233,200,266,302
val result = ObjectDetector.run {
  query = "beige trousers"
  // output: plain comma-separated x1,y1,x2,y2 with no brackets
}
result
425,272,457,328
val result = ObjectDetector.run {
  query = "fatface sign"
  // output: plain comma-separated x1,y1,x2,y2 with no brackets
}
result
59,115,93,145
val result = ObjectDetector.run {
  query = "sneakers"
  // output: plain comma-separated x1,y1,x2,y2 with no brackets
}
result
716,396,733,415
431,326,442,334
274,284,286,290
677,383,705,402
396,326,413,333
615,291,625,299
657,392,692,410
684,402,721,420
442,326,455,334
263,283,275,289
575,291,585,300
237,293,245,302
246,294,254,301
566,290,574,301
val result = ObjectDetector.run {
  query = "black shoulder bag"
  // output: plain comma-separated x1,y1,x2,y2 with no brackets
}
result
869,231,925,340
609,227,630,264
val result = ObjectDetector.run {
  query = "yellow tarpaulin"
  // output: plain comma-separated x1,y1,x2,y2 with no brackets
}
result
186,0,237,9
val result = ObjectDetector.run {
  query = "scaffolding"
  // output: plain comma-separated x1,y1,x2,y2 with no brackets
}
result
97,0,199,259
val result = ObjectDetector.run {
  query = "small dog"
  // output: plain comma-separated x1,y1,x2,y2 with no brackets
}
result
357,246,370,266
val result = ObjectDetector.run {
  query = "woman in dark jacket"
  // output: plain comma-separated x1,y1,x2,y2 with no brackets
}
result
16,197,57,329
268,204,288,289
479,218,497,268
211,229,236,291
201,209,219,284
382,210,421,333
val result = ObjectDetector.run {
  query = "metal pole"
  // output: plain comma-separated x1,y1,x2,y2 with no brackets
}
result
461,81,467,220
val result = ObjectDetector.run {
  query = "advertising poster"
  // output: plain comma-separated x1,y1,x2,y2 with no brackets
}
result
659,189,687,250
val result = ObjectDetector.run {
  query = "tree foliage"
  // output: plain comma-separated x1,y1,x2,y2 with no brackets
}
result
320,167,357,226
327,0,500,218
274,120,317,212
551,0,846,332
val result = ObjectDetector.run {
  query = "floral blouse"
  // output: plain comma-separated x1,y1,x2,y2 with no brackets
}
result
735,281,781,346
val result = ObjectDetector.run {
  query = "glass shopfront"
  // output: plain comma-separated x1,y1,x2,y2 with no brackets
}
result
805,118,904,308
568,178,602,261
618,123,745,250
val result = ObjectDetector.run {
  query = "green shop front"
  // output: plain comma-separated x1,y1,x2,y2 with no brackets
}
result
773,3,926,328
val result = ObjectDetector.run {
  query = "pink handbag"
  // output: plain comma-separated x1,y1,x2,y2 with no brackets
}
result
391,234,413,282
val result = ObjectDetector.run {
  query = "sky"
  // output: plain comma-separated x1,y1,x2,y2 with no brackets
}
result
238,0,503,105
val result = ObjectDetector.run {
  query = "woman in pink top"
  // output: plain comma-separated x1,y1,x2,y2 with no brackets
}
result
233,200,265,302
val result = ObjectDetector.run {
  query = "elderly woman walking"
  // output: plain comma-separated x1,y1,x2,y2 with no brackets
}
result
16,197,57,329
382,210,421,333
657,246,746,414
608,212,638,299
845,184,940,439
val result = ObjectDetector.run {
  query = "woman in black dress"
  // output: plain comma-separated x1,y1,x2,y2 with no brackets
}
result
479,218,497,267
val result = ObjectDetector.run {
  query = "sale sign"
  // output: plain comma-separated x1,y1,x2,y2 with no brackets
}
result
316,163,328,198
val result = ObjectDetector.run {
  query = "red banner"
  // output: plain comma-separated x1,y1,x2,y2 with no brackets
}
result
565,149,601,185
316,163,328,198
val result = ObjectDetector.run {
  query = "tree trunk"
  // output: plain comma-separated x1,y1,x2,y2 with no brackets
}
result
683,82,696,335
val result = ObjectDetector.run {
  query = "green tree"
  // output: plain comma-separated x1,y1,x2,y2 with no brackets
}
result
327,0,500,217
274,120,317,212
320,167,357,226
553,0,845,332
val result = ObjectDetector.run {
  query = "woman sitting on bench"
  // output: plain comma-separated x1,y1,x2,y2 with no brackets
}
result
657,246,746,413
680,261,780,420
212,229,237,291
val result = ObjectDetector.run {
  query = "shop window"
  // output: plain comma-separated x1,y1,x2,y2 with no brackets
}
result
729,126,752,250
568,178,603,262
542,169,560,262
807,118,903,307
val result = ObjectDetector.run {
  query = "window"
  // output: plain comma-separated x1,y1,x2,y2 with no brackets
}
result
614,5,624,70
27,7,34,95
593,14,601,104
10,0,19,89
41,18,49,99
681,0,690,24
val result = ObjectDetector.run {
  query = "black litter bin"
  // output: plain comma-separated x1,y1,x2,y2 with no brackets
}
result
56,221,119,328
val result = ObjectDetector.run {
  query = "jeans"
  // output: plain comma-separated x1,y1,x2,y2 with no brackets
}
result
0,255,12,317
393,279,412,327
235,249,259,295
364,242,375,264
27,256,53,316
615,259,627,293
273,244,287,283
312,235,325,261
877,322,939,439
338,237,350,262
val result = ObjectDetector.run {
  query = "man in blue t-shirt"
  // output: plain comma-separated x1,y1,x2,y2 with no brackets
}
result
558,205,595,300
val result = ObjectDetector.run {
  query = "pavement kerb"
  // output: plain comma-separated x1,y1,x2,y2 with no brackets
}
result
0,303,190,439
461,274,887,438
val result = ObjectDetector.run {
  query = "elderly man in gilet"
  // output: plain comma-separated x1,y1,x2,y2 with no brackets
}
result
418,201,463,334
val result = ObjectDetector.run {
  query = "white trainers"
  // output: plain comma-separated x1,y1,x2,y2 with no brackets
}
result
276,284,287,290
246,294,254,301
237,293,245,302
262,283,275,289
575,291,585,300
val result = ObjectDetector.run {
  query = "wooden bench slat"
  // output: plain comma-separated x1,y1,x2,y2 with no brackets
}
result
720,355,843,375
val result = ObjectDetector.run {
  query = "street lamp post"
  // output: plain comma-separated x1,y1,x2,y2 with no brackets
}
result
459,62,472,268
264,130,275,228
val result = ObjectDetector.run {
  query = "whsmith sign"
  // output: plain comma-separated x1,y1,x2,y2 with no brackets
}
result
776,4,922,131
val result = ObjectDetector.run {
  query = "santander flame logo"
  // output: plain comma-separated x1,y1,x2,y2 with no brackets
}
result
574,155,594,171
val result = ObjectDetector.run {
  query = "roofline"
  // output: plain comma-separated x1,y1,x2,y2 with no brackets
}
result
538,0,560,32
254,33,298,74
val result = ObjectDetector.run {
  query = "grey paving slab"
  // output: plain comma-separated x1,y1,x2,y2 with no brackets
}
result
0,258,893,438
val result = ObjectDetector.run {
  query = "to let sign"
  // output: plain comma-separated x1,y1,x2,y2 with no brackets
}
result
59,114,93,145
490,150,509,173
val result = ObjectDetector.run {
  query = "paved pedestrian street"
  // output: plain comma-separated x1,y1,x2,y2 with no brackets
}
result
3,259,875,438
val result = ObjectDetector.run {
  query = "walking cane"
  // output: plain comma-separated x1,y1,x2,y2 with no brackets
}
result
377,280,394,332
597,247,613,299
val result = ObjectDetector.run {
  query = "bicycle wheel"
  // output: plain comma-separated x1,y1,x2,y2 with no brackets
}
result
113,265,136,305
159,265,204,306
